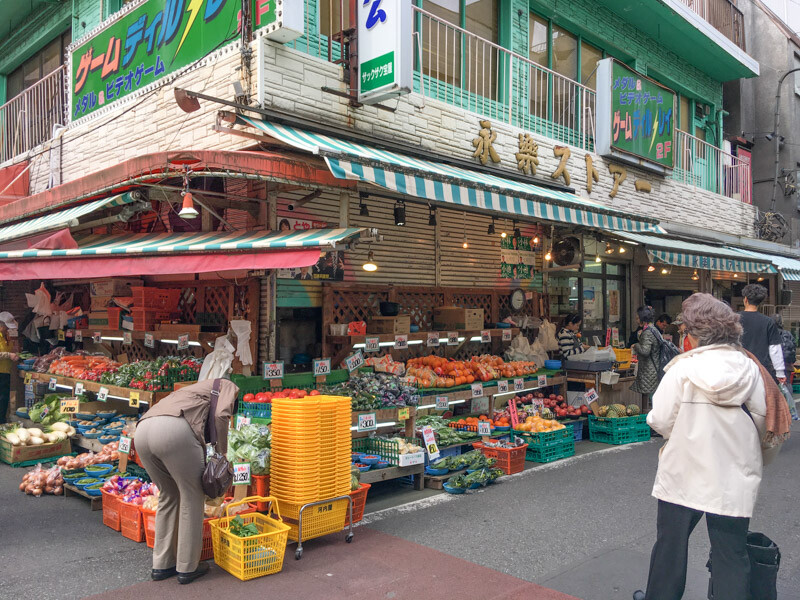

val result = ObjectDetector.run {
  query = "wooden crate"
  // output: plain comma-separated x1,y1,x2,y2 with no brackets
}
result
367,315,411,334
433,307,484,331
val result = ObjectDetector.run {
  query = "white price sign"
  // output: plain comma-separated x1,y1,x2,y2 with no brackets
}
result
471,396,489,414
427,332,440,347
118,436,132,455
357,412,377,432
144,333,155,348
48,377,57,391
496,380,509,394
421,425,439,459
584,387,599,406
92,331,102,343
365,337,380,353
514,378,525,392
534,398,544,414
447,331,459,346
477,421,491,436
394,334,408,350
75,330,83,342
502,329,512,341
177,334,190,350
480,330,491,343
233,463,251,486
435,396,449,411
345,351,365,372
123,331,132,345
263,361,284,380
471,383,484,398
98,386,109,402
357,0,413,104
313,358,331,377
537,375,548,388
236,415,251,430
74,382,85,395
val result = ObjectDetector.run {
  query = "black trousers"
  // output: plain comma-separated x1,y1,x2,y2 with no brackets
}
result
645,500,750,600
0,372,9,424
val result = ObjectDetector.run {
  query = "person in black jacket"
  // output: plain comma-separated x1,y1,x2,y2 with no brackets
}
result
772,313,798,420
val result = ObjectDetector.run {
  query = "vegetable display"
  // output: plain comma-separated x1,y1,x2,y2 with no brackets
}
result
57,441,121,469
28,394,73,426
323,372,420,410
406,355,539,388
20,465,64,496
1,422,75,446
227,424,271,475
49,355,120,381
416,415,477,446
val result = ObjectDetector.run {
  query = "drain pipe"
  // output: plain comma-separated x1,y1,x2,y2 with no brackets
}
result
770,68,800,210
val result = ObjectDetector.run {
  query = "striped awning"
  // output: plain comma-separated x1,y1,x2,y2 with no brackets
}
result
614,232,776,274
237,116,664,234
0,194,134,243
734,248,800,281
0,228,365,260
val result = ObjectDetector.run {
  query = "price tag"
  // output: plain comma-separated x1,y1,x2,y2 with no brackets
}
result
612,327,620,345
98,386,109,402
357,412,377,432
345,351,364,373
233,463,251,486
477,421,491,436
447,331,459,346
48,377,57,391
75,330,83,342
60,399,79,414
514,378,524,391
537,374,548,388
364,337,380,353
57,329,65,341
421,426,439,460
435,396,449,411
177,334,190,350
507,400,520,426
427,332,440,347
502,329,512,341
144,333,155,348
471,382,483,398
123,331,132,345
75,382,84,395
394,334,408,350
398,407,410,421
480,330,491,343
24,372,31,384
533,398,544,414
496,380,509,394
584,387,599,406
129,391,140,408
236,414,251,430
313,358,331,377
66,329,74,339
118,436,132,455
92,331,102,343
263,361,285,380
471,396,489,414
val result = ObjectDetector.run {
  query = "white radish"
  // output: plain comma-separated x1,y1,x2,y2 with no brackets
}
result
16,429,30,444
28,436,44,445
50,422,70,432
26,428,44,438
4,432,21,446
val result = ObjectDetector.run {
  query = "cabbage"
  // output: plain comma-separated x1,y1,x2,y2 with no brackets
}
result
251,448,270,475
227,428,245,450
241,424,271,449
233,443,259,463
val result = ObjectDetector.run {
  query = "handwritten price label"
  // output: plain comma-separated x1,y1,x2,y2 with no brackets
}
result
236,415,251,430
508,399,520,426
60,399,79,414
75,382,84,395
471,383,484,398
118,436,132,455
123,331,132,345
481,330,491,343
313,358,331,377
477,421,491,436
394,335,408,350
471,396,489,414
398,407,410,421
129,391,140,408
435,396,449,411
263,361,284,380
57,329,65,341
427,332,440,347
534,398,544,414
514,378,525,392
502,329,512,341
345,351,364,373
98,387,109,402
357,412,377,432
75,330,83,342
24,372,31,384
447,332,459,346
177,334,190,350
496,380,509,393
93,332,102,343
233,463,251,486
364,337,380,352
48,377,57,391
584,387,599,406
421,426,439,460
537,375,548,388
144,333,155,348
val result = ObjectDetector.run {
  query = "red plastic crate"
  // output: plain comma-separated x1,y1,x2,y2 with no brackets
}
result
344,483,371,527
141,507,156,549
101,490,121,531
131,287,181,311
130,309,174,331
119,501,144,542
475,443,528,475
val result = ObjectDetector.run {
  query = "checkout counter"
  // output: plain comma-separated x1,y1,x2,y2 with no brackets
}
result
564,346,643,411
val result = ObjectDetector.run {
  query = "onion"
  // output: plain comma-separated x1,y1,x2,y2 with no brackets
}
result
19,482,26,492
53,486,63,495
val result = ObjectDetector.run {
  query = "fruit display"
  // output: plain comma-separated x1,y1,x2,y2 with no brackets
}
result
20,465,64,496
405,355,539,388
323,372,419,410
527,392,591,419
598,404,641,418
242,388,320,403
1,422,76,446
512,414,566,433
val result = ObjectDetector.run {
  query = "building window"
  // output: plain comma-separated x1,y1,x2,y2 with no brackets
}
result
320,0,350,39
794,53,800,96
581,41,602,90
6,31,71,99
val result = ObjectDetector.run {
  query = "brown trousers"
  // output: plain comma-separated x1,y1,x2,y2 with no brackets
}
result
134,415,205,572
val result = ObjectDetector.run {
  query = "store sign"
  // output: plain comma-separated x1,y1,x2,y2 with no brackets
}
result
595,58,676,172
68,0,240,121
357,0,412,104
252,0,304,42
263,361,284,380
357,412,377,432
365,337,380,353
427,332,440,347
500,236,535,279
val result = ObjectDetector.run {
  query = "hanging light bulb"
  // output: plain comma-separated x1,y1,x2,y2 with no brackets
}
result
462,212,468,248
618,245,626,254
733,273,738,278
595,253,602,263
362,250,378,272
462,238,469,249
533,235,539,244
757,276,765,282
647,265,656,272
691,269,699,281
394,201,406,226
661,267,669,275
545,249,552,261
605,243,614,254
487,217,495,235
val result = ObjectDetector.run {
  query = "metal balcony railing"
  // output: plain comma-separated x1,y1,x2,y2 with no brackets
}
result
0,66,65,164
678,0,746,50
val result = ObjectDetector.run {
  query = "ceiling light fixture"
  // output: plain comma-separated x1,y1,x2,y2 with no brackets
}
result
618,245,626,254
394,200,406,226
428,205,437,227
648,265,656,272
362,249,378,272
487,217,495,235
661,267,669,275
178,168,198,219
691,269,699,281
462,212,469,249
605,243,614,254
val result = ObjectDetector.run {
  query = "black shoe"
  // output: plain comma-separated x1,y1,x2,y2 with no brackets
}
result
177,561,210,584
151,567,176,581
633,591,646,600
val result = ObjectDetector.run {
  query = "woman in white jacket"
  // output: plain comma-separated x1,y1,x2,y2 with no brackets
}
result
635,293,767,600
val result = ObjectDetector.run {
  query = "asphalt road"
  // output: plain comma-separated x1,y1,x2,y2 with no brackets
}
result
1,423,799,600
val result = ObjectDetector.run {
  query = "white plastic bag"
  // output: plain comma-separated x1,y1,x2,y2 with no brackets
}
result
198,336,235,381
229,320,253,366
537,319,559,352
580,346,617,363
28,284,51,315
505,334,548,367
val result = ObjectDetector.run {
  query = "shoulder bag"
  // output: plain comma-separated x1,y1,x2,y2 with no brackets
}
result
201,378,233,498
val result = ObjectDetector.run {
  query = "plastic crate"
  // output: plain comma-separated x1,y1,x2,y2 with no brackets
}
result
565,419,586,442
344,482,371,527
282,497,350,542
101,490,121,531
525,438,575,463
352,436,423,466
510,427,572,448
142,507,156,549
119,501,144,542
793,383,800,394
589,414,647,433
231,370,350,399
475,443,528,475
240,403,272,419
424,443,461,466
130,309,175,331
131,287,181,311
589,415,651,445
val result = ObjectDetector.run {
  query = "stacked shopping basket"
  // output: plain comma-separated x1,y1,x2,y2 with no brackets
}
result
270,396,353,548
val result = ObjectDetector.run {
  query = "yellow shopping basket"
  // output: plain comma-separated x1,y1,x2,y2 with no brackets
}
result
209,496,290,581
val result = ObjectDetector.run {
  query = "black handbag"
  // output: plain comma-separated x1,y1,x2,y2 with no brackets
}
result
707,531,780,600
201,379,232,498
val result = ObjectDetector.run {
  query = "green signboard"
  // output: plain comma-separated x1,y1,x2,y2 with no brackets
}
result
596,58,675,170
69,0,240,121
500,236,534,279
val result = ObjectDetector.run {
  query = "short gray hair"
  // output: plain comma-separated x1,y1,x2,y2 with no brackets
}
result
682,293,742,347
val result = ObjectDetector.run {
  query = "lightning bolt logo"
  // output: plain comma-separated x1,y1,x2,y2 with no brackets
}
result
174,0,204,62
649,110,660,154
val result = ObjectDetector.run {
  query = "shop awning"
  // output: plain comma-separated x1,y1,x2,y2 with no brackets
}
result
0,228,364,281
237,117,664,234
734,248,800,281
614,232,777,274
0,194,134,243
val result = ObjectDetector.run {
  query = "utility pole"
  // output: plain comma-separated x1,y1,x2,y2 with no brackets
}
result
770,67,800,210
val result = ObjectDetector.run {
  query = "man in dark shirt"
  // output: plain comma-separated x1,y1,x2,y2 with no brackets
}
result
739,284,785,382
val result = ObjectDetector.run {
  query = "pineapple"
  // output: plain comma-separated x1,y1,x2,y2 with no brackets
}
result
541,408,555,420
612,403,627,416
598,405,609,417
626,404,641,416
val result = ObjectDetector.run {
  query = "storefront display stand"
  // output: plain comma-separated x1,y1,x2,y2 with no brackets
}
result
63,482,103,510
351,407,416,439
28,372,163,405
359,464,425,491
423,467,467,490
76,329,217,352
73,435,105,453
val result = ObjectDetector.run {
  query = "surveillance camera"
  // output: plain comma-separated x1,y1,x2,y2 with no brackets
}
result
287,203,295,211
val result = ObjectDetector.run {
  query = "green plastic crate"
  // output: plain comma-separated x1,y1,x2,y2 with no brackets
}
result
589,414,647,432
525,437,575,463
352,437,422,466
230,369,350,400
589,416,651,445
510,427,572,448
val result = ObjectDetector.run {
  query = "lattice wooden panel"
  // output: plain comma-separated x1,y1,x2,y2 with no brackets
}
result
329,288,390,324
449,293,493,322
393,290,446,329
203,286,230,318
178,287,198,323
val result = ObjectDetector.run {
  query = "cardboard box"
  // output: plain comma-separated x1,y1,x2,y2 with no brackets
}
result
91,296,113,310
367,315,411,335
0,437,71,465
88,311,110,328
90,278,142,297
433,307,484,331
154,323,202,334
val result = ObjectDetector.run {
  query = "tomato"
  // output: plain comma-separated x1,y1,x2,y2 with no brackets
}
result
243,393,255,403
255,392,269,403
309,389,320,396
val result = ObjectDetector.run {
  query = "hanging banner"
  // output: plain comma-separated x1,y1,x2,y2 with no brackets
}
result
357,0,412,104
68,0,240,121
277,218,344,280
251,0,304,42
595,58,676,173
500,236,535,279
